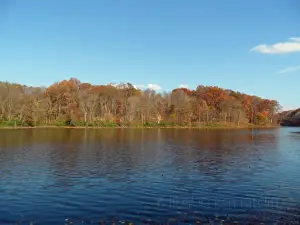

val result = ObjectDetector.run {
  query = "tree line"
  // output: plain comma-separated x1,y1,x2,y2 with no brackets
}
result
0,78,281,127
279,108,300,126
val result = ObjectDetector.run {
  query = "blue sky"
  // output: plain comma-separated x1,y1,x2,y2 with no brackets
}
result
0,0,299,110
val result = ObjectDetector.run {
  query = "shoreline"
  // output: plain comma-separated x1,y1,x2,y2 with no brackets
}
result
0,125,281,130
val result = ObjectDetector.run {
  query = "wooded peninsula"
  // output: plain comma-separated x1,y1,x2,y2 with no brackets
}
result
0,78,282,128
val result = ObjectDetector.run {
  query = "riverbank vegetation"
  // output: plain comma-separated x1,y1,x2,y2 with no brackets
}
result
0,78,281,128
278,108,300,126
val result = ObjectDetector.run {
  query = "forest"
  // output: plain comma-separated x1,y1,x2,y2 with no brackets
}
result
279,108,300,126
0,78,281,127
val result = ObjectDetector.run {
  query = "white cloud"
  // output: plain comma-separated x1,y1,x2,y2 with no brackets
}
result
178,84,189,88
290,37,300,42
147,84,161,91
107,82,118,87
250,37,300,54
133,84,146,89
133,83,162,91
278,65,300,74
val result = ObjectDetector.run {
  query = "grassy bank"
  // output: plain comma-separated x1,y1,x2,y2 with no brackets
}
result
0,122,280,130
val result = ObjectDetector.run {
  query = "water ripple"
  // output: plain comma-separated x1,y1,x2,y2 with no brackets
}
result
0,128,300,224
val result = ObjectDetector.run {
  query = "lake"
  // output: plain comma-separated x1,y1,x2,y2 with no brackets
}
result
0,128,300,224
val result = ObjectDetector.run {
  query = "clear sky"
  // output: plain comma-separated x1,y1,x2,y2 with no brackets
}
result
0,0,299,110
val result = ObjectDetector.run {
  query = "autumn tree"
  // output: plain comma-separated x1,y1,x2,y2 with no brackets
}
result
0,78,281,127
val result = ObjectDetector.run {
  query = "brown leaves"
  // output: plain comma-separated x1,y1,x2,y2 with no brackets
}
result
0,79,281,126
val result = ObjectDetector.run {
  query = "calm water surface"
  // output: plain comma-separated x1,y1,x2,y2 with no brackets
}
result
0,128,300,224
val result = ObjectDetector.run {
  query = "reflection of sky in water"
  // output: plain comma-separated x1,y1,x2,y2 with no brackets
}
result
0,128,300,224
